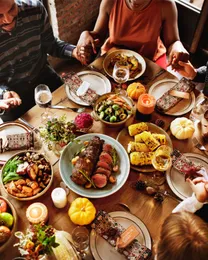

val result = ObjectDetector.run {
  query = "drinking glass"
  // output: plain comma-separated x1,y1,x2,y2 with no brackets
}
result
72,226,89,258
112,61,129,95
152,145,172,172
34,84,53,122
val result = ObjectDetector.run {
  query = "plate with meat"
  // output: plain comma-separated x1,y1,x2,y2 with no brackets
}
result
59,134,130,198
103,49,146,81
0,151,53,201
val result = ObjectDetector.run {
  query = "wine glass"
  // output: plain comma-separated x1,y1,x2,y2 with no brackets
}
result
112,61,130,95
72,226,89,258
34,84,53,123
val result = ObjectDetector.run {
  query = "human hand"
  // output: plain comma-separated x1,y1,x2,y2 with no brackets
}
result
187,177,208,203
173,60,197,79
167,41,189,69
3,91,22,108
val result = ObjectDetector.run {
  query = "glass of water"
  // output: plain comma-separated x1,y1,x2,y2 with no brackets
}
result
112,61,129,95
72,226,89,258
34,84,53,122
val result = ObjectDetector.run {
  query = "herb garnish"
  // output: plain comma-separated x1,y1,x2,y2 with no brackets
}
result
79,169,96,188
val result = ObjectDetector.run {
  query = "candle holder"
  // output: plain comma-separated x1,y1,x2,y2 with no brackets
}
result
137,94,156,121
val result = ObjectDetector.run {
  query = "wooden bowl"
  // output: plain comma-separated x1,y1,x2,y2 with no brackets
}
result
0,196,17,253
0,151,53,201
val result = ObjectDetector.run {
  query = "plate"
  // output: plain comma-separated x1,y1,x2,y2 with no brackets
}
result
103,49,146,81
0,122,31,161
90,211,152,260
65,70,111,106
148,79,195,116
166,153,208,200
59,134,130,198
116,123,173,172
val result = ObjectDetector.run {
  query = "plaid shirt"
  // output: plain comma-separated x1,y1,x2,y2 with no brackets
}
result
0,0,75,88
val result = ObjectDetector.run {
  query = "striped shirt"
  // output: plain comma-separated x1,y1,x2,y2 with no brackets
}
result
0,0,75,88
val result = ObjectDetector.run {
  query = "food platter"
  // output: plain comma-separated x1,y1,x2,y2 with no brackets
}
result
148,79,195,116
116,123,173,172
65,70,111,106
59,134,130,198
103,49,146,81
166,153,208,200
90,211,151,260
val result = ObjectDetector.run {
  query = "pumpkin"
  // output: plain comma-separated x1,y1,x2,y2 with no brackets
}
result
127,82,146,100
170,117,195,140
68,198,96,225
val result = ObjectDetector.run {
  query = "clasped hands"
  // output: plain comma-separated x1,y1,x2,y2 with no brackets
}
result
0,91,22,111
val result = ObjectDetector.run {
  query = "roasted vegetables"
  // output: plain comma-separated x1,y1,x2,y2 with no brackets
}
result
130,152,154,166
128,122,148,136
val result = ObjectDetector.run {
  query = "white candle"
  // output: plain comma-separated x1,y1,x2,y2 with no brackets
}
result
51,188,67,208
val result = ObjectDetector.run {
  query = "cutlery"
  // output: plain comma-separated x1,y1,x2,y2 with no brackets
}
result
49,105,85,113
192,137,208,156
88,65,108,76
18,117,39,134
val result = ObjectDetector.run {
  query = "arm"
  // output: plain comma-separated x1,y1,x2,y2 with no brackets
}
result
161,0,189,66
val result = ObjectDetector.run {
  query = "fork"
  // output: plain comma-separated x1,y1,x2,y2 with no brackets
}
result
192,137,208,156
49,105,85,113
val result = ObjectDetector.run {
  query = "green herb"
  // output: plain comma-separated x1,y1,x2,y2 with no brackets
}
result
112,148,118,166
79,169,96,188
3,156,22,177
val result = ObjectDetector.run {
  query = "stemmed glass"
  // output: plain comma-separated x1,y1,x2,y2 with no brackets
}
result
72,226,89,259
112,61,130,95
34,84,53,122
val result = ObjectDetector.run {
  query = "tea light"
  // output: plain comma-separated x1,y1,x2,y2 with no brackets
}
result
26,203,48,224
51,188,67,208
137,94,156,115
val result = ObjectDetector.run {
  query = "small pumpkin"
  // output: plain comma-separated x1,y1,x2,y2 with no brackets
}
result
127,82,146,100
68,198,96,225
170,117,195,140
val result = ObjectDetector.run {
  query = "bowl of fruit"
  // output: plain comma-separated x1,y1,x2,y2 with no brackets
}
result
0,151,53,201
0,196,17,253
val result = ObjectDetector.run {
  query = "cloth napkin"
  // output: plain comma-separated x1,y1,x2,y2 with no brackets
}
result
62,72,99,105
0,132,34,153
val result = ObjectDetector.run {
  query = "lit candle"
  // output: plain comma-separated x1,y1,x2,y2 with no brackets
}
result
26,203,48,224
51,188,67,208
137,94,156,115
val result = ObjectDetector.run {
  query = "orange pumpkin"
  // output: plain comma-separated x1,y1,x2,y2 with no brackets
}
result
127,82,146,100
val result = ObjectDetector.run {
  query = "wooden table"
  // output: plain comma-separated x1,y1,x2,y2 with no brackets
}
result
1,55,206,260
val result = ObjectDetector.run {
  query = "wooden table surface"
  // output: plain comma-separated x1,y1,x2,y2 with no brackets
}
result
1,55,207,260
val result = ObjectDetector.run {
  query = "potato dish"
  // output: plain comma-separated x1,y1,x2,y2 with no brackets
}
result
108,53,142,78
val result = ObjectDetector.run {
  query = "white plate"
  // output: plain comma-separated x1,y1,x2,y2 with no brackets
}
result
166,153,208,200
65,71,111,106
103,49,146,81
0,122,31,161
149,79,195,116
60,134,130,198
90,211,152,260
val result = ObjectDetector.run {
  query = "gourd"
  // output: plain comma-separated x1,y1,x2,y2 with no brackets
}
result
170,117,195,140
68,198,96,225
127,82,146,100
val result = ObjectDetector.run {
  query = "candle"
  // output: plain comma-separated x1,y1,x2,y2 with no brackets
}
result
137,94,156,115
26,203,48,224
51,188,67,208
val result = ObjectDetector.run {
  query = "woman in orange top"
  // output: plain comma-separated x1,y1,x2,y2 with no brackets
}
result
77,0,188,69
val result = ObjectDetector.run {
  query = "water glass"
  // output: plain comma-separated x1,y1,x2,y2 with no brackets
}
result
72,226,89,253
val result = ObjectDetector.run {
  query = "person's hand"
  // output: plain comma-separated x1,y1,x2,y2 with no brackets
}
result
187,177,208,203
3,91,22,109
174,60,197,79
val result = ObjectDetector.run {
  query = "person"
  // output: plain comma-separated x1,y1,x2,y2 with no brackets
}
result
156,211,208,260
0,0,83,122
76,0,189,69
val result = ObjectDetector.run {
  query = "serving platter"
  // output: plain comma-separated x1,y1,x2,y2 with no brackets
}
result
65,70,111,106
90,211,151,260
59,134,130,198
103,49,146,81
116,123,173,172
148,79,195,116
166,153,208,200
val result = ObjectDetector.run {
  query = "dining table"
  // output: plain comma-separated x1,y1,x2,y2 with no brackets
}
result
1,52,207,260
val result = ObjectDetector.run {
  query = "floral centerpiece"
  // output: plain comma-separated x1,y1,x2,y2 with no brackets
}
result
14,222,59,260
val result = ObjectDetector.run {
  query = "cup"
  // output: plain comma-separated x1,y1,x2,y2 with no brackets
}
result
152,145,172,172
72,226,89,252
51,188,67,208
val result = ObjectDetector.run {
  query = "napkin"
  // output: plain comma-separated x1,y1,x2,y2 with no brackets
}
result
91,210,152,260
0,132,34,153
62,72,99,105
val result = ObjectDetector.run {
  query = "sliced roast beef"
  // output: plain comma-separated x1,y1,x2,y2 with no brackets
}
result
71,157,93,185
99,152,113,165
103,144,113,154
92,174,107,188
96,161,112,171
95,167,111,178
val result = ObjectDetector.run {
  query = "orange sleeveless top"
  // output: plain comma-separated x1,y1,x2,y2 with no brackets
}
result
101,0,166,61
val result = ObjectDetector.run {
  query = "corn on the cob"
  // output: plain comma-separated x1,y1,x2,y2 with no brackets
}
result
128,122,148,136
152,134,166,145
134,132,150,142
130,152,154,165
127,141,149,153
140,131,160,151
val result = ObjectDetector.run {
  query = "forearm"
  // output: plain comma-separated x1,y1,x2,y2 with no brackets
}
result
167,40,187,55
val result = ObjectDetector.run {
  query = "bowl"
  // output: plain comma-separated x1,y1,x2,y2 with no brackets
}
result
0,196,17,253
92,93,136,128
0,151,53,201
